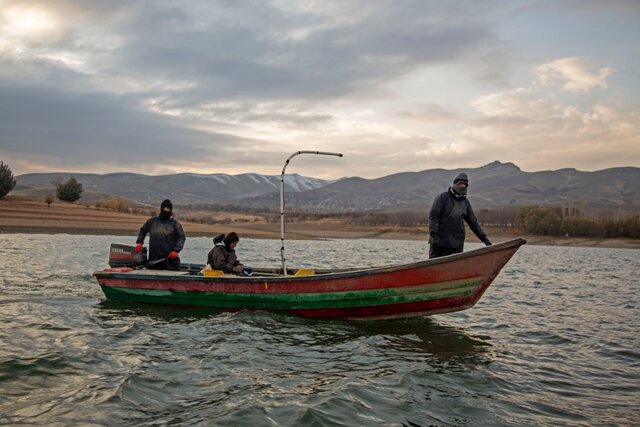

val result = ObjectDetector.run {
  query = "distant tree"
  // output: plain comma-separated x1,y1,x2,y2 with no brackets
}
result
561,217,591,236
51,177,62,195
117,198,130,212
621,214,640,239
56,176,84,202
0,161,17,198
515,206,538,229
537,209,562,235
45,194,55,207
517,206,562,235
595,218,618,238
105,196,119,210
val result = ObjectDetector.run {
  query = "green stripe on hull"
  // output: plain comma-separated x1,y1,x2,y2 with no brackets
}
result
102,278,482,310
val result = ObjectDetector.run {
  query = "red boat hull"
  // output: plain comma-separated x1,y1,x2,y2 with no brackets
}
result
94,239,525,320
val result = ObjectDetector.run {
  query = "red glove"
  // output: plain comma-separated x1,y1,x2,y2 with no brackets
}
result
135,243,143,253
168,250,179,260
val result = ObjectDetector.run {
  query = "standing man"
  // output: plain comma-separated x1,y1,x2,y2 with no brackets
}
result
135,199,186,270
428,173,491,259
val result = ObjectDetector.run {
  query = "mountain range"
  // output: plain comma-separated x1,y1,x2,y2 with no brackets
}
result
14,161,640,214
15,172,331,205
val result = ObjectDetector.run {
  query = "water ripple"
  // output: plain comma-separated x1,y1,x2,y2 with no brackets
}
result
0,234,638,426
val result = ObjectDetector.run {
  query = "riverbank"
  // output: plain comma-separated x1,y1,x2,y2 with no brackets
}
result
1,197,638,249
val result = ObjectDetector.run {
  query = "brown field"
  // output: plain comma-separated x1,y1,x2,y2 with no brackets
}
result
1,196,638,249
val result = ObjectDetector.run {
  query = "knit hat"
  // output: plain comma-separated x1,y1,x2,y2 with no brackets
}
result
160,199,173,211
453,173,468,184
223,232,239,247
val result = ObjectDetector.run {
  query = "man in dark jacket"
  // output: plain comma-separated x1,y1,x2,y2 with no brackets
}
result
135,199,186,270
207,232,244,274
428,173,491,258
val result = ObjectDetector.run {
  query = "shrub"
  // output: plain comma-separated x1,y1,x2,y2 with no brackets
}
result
0,161,17,198
517,206,562,235
56,176,84,202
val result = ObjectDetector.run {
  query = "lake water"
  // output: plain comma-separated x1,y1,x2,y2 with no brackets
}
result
0,234,638,426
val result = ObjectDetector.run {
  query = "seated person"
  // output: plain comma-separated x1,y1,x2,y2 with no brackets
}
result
207,232,244,274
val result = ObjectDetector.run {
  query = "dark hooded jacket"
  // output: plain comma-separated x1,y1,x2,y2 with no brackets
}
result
136,214,186,262
428,187,487,249
208,243,240,273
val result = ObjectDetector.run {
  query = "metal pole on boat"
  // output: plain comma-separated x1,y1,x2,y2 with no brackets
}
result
280,151,343,276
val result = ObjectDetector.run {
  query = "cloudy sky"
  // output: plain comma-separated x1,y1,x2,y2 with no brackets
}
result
1,0,638,179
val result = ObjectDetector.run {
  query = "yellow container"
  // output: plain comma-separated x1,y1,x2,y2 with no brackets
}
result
294,268,315,277
203,269,224,277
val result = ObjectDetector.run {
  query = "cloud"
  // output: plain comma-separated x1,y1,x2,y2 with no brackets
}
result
0,83,248,172
555,0,640,16
471,88,558,118
2,1,502,100
0,1,509,177
107,1,501,102
458,59,639,171
396,103,459,122
535,57,614,92
0,2,637,179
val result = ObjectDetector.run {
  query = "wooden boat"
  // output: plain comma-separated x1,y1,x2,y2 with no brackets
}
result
93,238,525,320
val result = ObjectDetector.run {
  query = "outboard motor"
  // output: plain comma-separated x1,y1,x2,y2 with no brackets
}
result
108,243,147,268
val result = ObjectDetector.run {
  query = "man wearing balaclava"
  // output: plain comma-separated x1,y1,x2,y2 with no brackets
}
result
428,173,491,259
135,199,186,270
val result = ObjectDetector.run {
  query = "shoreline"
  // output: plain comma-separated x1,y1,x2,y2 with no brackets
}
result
1,197,638,249
1,224,638,249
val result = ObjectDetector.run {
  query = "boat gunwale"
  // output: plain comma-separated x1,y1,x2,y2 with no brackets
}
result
93,238,526,283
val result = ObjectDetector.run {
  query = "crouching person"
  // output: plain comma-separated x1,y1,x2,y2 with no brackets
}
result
207,232,246,275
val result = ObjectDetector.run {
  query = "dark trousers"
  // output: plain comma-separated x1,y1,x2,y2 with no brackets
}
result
148,258,181,271
429,245,463,259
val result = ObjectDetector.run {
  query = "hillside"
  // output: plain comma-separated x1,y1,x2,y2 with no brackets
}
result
1,196,638,249
237,162,640,213
14,162,640,214
15,172,334,205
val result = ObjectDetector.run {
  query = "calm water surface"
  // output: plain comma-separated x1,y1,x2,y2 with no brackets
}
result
0,234,638,426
